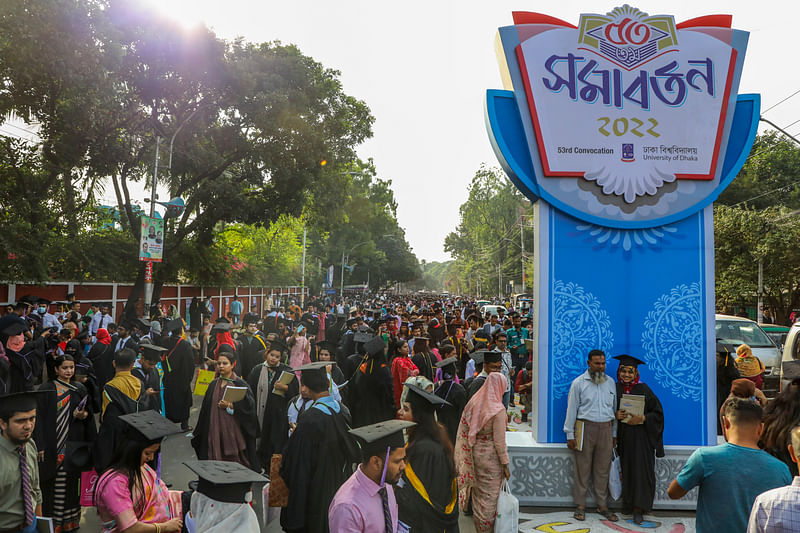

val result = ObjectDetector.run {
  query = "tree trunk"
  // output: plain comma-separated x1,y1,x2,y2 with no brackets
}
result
123,263,146,323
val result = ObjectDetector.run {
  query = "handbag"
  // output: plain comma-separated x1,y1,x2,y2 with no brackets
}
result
609,450,622,501
494,480,519,533
79,469,99,507
268,454,289,508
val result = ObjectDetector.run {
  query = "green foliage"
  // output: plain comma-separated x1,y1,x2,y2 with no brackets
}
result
717,131,800,209
444,166,531,297
0,0,407,290
714,204,800,323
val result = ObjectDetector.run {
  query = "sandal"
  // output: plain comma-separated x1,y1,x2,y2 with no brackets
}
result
597,508,619,522
573,508,586,521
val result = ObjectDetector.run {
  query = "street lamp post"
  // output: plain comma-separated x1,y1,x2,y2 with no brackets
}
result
340,234,400,295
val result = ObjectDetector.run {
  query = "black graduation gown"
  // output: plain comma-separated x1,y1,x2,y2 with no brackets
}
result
88,341,115,391
280,402,356,533
34,381,97,480
412,351,435,382
615,382,665,513
5,348,35,393
132,365,162,413
716,354,740,434
239,334,268,381
336,331,355,368
434,380,468,444
395,436,459,532
467,374,487,399
246,363,298,465
161,337,195,424
348,356,395,428
93,384,151,472
191,377,260,471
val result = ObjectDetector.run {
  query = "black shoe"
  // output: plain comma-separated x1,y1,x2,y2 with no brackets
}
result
633,511,644,525
164,481,173,488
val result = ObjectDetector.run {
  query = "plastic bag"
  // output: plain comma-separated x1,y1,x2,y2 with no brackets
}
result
79,469,99,507
262,484,281,526
609,450,622,501
495,480,519,533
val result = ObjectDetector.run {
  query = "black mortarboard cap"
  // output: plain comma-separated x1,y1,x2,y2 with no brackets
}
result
296,361,337,372
133,318,151,331
483,350,502,363
119,410,182,442
36,298,51,305
716,341,736,355
1,317,28,337
242,314,259,326
211,321,233,332
613,354,646,367
403,382,451,407
470,351,485,364
782,360,800,381
435,356,458,368
140,341,167,355
164,318,184,334
349,420,416,460
364,336,385,357
346,318,358,327
0,391,47,415
184,460,267,504
74,361,91,375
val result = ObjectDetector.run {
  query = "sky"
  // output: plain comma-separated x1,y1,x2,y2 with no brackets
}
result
142,0,800,262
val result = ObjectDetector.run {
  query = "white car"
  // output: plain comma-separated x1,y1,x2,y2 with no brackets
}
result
480,305,507,317
716,314,781,395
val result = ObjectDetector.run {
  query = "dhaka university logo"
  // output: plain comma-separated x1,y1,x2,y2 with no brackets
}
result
578,5,678,70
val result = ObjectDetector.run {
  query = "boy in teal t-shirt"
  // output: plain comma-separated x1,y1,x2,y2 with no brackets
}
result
669,398,791,533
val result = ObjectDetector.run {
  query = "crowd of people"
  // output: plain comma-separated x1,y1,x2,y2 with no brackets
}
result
1,293,800,532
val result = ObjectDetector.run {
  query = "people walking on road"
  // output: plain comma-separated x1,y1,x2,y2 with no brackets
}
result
455,372,509,532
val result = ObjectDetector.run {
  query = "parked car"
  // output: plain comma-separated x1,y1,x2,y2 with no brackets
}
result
479,305,507,317
716,314,781,396
779,322,800,391
760,324,790,352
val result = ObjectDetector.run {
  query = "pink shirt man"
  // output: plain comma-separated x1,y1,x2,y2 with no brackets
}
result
328,466,398,532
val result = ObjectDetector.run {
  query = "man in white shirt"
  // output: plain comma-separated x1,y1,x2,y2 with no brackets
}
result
563,349,618,522
35,299,60,329
89,302,114,338
748,424,800,533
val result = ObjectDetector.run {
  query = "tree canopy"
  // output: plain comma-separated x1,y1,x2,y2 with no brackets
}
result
444,166,532,297
0,0,418,299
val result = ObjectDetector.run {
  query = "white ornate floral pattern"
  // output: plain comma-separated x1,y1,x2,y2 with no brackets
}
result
551,280,614,399
575,223,678,252
641,282,703,402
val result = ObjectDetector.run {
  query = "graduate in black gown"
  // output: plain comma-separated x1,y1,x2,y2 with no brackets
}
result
434,356,467,445
395,383,460,532
246,341,297,469
239,315,269,381
411,336,436,382
716,342,740,435
348,336,395,427
160,318,195,431
613,354,665,525
132,342,165,413
280,361,358,533
314,341,345,385
191,348,260,470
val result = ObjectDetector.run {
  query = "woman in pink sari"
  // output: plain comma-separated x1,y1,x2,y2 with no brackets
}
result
455,372,510,532
95,410,183,533
288,326,311,369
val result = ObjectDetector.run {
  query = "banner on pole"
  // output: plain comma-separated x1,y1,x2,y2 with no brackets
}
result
139,216,164,262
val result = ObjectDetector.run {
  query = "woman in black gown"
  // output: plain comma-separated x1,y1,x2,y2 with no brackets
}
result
613,354,664,525
395,383,460,532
